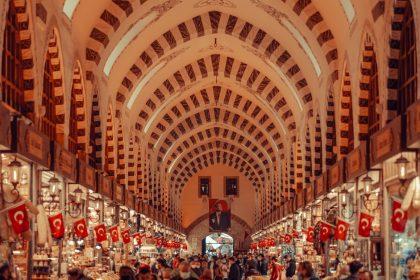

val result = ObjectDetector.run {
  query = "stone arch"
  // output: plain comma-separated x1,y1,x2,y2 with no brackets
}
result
88,87,102,168
116,120,126,185
105,105,116,177
314,113,322,176
339,63,354,157
325,80,337,167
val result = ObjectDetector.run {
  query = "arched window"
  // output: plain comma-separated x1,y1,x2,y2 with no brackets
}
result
398,1,417,114
1,1,25,113
41,43,56,140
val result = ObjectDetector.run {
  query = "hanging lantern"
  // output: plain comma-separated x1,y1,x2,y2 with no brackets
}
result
8,157,22,187
361,174,373,193
48,176,61,196
395,154,409,181
73,187,83,203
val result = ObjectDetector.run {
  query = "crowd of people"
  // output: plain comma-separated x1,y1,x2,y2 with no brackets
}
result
64,253,374,280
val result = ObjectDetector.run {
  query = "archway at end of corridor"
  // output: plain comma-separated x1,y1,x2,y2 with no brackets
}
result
202,232,234,256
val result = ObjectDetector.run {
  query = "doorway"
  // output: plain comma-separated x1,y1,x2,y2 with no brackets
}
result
203,232,234,256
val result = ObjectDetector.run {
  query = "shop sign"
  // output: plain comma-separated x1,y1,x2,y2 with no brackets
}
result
305,185,314,204
346,143,367,179
0,104,12,150
297,191,304,208
370,116,401,167
54,143,76,181
328,160,345,189
406,100,420,148
100,175,114,199
77,160,97,192
114,183,125,204
17,120,50,167
315,174,326,198
126,190,135,210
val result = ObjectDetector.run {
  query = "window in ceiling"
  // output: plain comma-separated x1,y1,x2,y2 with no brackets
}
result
63,0,80,19
282,19,321,77
127,61,165,110
104,12,158,76
339,0,356,24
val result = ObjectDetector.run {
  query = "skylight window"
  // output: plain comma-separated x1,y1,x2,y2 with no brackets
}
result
63,0,80,19
267,60,303,112
282,19,321,77
126,61,165,110
104,11,158,76
340,0,356,23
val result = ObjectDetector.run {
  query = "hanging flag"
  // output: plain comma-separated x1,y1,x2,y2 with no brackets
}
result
73,218,88,239
391,200,408,233
358,212,374,237
109,225,119,242
121,229,131,244
306,227,314,243
94,224,107,243
283,234,292,244
8,203,30,235
48,212,65,239
319,221,334,242
334,219,350,241
132,232,142,245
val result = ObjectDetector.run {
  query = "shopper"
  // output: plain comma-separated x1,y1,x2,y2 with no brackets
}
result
269,256,282,280
68,268,85,280
244,262,261,278
171,261,197,280
228,257,241,280
161,268,173,280
190,258,203,279
0,263,12,280
357,270,373,280
120,265,136,280
284,255,296,279
343,261,363,280
297,261,319,280
199,269,213,280
257,254,268,275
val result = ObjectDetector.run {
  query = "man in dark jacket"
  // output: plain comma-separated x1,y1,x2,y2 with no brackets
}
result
284,254,296,279
256,254,268,275
228,257,241,280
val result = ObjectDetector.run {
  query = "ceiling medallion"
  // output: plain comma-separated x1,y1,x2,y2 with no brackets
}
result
193,0,236,8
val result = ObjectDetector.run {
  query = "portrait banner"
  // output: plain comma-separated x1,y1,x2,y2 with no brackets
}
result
209,199,231,232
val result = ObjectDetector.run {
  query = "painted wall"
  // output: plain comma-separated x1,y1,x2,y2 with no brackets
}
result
180,164,256,229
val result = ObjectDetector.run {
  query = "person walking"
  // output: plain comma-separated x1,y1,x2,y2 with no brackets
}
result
297,261,319,280
257,254,268,276
283,255,296,279
228,257,241,280
269,256,282,280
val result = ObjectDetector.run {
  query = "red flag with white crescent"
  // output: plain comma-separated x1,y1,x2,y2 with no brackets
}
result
283,234,292,244
358,212,374,237
320,221,334,242
94,224,107,243
391,200,408,233
48,212,65,239
132,232,142,245
121,229,131,244
306,226,314,243
8,203,30,234
73,218,88,238
334,219,350,241
109,225,119,242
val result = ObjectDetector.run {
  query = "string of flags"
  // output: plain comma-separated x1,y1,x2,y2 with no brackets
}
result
7,203,187,250
250,198,409,249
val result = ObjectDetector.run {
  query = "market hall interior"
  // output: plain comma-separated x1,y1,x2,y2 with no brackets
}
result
0,0,419,279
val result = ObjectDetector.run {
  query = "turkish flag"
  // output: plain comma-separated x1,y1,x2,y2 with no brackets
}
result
391,200,408,233
109,226,119,242
156,237,164,247
121,229,131,244
94,224,107,243
132,232,142,245
306,227,314,243
358,212,374,237
73,218,88,238
334,219,350,241
48,213,65,239
283,234,292,244
319,221,334,242
8,203,30,234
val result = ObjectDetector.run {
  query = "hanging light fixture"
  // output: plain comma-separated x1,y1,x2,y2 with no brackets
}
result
395,154,409,181
48,176,61,196
361,173,373,193
68,187,83,218
339,189,354,219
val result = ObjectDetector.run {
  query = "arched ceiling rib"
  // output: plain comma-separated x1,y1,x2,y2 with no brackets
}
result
110,11,317,116
170,148,264,192
162,124,274,171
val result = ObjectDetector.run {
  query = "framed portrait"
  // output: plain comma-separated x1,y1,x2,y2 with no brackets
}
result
199,177,211,197
224,176,239,197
